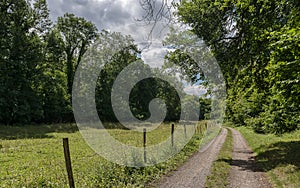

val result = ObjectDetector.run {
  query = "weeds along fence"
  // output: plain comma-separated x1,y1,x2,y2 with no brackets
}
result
61,122,207,188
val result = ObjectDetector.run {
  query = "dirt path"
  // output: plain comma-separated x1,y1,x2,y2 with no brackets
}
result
156,128,228,188
228,128,272,188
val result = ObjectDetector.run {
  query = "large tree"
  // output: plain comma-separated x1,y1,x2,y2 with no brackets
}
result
55,13,98,96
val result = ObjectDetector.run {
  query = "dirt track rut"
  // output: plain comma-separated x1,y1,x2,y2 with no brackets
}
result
156,128,228,188
229,128,272,188
156,127,273,188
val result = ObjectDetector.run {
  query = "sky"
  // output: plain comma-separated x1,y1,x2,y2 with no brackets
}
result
47,0,172,65
47,0,164,32
47,0,206,96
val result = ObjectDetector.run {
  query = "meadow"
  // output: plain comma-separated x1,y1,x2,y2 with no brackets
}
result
0,122,210,187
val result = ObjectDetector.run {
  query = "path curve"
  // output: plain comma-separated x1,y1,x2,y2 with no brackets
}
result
228,127,272,188
156,128,228,188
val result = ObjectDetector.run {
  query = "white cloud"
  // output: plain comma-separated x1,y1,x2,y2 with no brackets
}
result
184,85,207,96
47,0,172,50
141,41,168,68
48,0,149,31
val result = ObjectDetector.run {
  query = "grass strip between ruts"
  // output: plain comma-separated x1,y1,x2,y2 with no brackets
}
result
204,127,233,188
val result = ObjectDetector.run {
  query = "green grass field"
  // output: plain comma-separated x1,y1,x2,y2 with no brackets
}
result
236,126,300,188
0,122,209,187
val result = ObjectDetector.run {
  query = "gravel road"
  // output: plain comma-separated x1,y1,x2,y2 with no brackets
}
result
155,127,273,188
156,128,228,188
228,128,272,188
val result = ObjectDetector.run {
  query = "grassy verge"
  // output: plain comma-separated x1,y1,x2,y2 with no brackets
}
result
0,122,207,187
235,126,300,188
204,128,233,188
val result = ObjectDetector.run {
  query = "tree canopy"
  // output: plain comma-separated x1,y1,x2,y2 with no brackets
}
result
177,0,300,133
0,0,211,125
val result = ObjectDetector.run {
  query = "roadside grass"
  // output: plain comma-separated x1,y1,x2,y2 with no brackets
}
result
235,126,300,188
204,128,233,188
0,122,208,187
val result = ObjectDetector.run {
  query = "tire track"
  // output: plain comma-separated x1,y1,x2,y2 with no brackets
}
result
156,128,228,188
228,128,272,188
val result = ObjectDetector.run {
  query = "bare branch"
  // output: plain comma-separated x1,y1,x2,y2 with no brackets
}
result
137,0,180,48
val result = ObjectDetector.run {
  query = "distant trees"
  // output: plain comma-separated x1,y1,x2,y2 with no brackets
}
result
0,0,211,125
94,31,186,122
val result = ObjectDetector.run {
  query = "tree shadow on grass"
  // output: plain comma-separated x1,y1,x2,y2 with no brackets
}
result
216,157,264,173
255,141,300,172
0,124,79,139
217,141,300,173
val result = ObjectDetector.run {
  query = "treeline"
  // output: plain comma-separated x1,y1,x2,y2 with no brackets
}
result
177,0,299,134
0,0,211,125
0,0,99,124
92,34,185,122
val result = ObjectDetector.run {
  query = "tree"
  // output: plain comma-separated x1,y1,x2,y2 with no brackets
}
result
0,0,44,124
55,13,98,96
259,21,300,134
33,0,52,38
36,28,71,123
0,1,106,125
85,31,184,123
176,0,300,133
91,31,139,122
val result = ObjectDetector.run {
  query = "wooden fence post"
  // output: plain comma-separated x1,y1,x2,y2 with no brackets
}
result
63,138,75,188
143,128,147,163
171,124,175,146
184,124,187,138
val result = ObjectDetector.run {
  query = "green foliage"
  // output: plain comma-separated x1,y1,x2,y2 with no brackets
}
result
261,26,300,134
163,27,205,84
92,31,189,122
0,1,99,124
0,0,196,124
0,0,44,124
177,0,300,133
130,77,182,121
55,13,98,96
199,97,212,120
162,27,213,121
